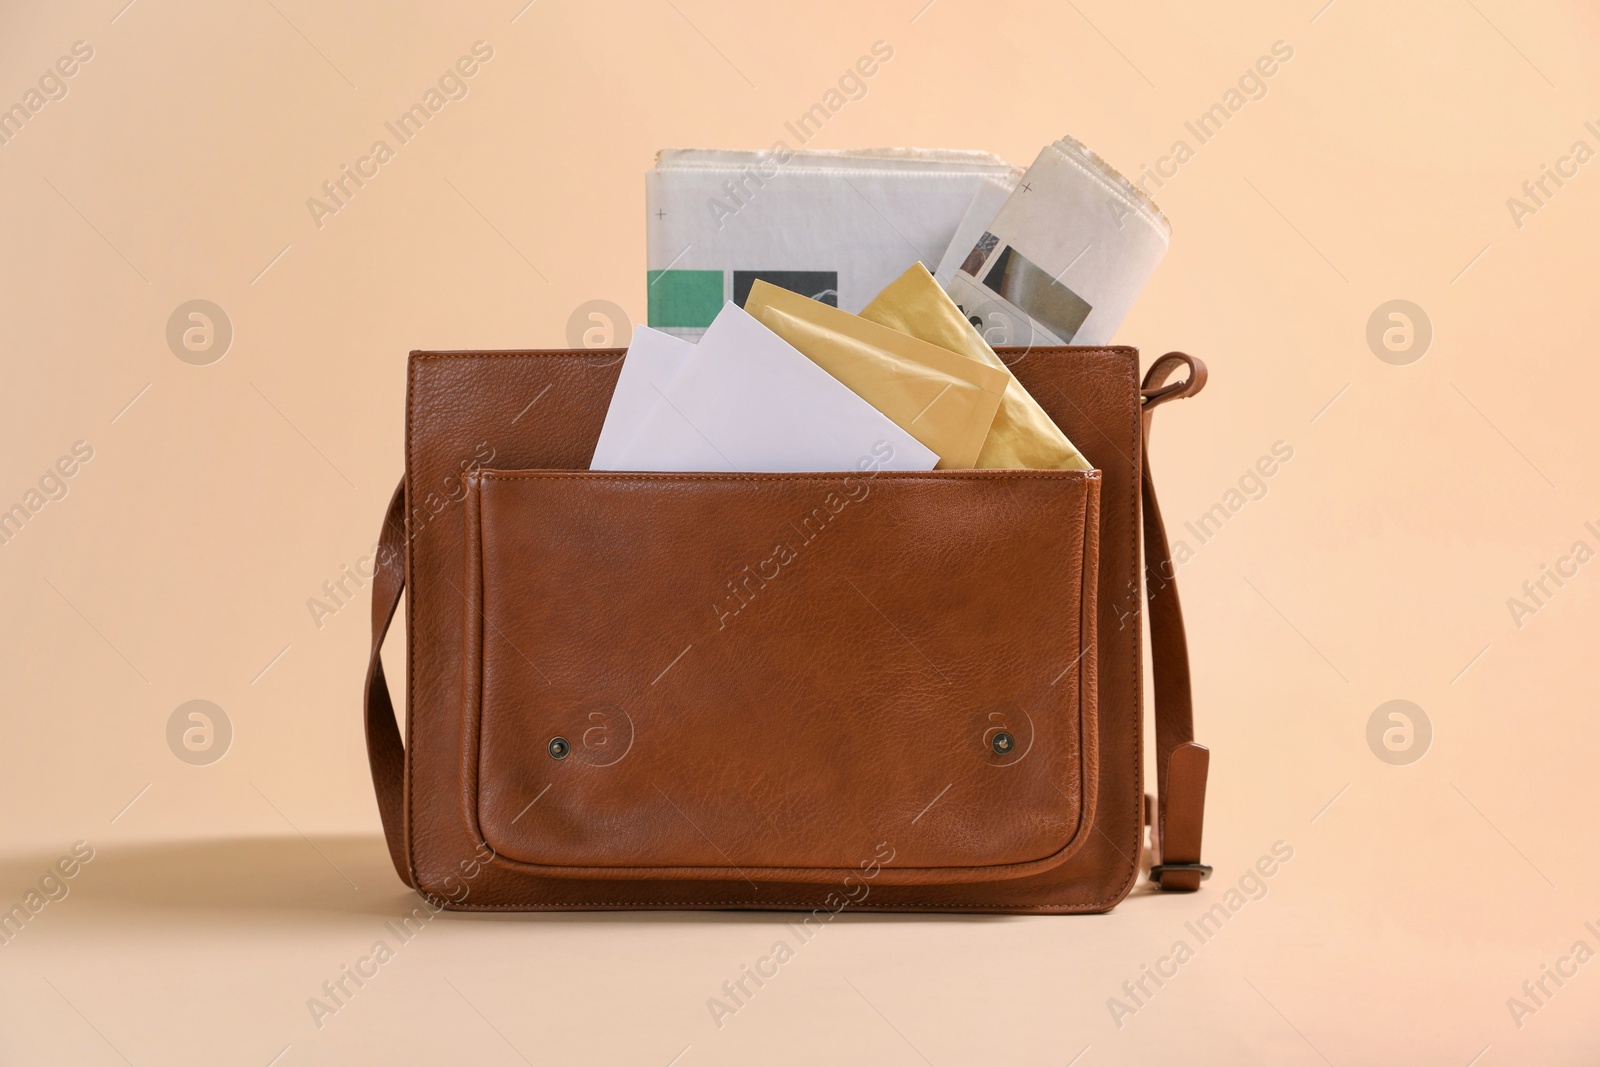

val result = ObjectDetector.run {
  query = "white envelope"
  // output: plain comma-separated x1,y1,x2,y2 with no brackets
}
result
589,327,696,470
596,303,937,473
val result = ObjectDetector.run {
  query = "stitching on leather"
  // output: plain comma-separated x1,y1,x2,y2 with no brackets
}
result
480,471,1095,483
1069,465,1097,852
439,901,1111,911
464,479,491,858
411,347,1140,361
1090,351,1145,909
404,358,419,889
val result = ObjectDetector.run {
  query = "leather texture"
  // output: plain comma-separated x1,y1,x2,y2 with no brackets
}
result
364,345,1209,911
466,468,1099,882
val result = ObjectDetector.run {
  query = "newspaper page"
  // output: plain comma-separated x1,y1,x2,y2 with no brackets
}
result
942,136,1170,348
646,148,1021,339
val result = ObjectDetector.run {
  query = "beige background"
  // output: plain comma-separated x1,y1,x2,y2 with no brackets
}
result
3,0,1598,1062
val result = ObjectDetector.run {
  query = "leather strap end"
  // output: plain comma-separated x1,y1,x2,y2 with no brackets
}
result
1141,352,1208,410
1151,742,1210,891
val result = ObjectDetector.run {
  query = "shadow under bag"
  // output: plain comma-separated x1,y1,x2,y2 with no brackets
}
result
363,346,1211,911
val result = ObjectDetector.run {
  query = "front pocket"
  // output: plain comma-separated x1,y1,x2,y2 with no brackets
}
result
462,468,1100,885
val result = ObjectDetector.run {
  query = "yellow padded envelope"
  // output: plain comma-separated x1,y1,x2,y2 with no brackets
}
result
744,280,1009,470
860,264,1093,471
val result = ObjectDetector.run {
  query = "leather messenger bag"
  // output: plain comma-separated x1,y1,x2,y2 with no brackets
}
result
362,346,1211,912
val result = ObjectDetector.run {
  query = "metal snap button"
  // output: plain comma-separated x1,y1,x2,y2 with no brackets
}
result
992,731,1015,755
548,736,570,760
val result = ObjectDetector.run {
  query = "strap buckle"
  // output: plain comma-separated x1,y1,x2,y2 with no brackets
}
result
1149,862,1213,889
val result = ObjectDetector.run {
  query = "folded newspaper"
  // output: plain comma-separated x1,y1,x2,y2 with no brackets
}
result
646,137,1168,347
645,148,1021,339
941,135,1170,347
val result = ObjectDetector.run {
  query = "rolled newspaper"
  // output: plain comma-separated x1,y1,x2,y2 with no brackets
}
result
940,135,1170,347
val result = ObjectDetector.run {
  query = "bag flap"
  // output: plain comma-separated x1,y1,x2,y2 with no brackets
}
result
460,468,1101,885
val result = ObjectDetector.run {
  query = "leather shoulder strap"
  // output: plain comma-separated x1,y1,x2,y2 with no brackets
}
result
364,480,413,887
1140,352,1211,891
361,353,1212,894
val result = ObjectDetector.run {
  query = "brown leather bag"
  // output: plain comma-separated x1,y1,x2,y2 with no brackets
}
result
363,345,1210,911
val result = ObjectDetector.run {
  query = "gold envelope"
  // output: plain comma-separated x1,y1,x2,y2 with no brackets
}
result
744,280,1010,470
860,264,1093,471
